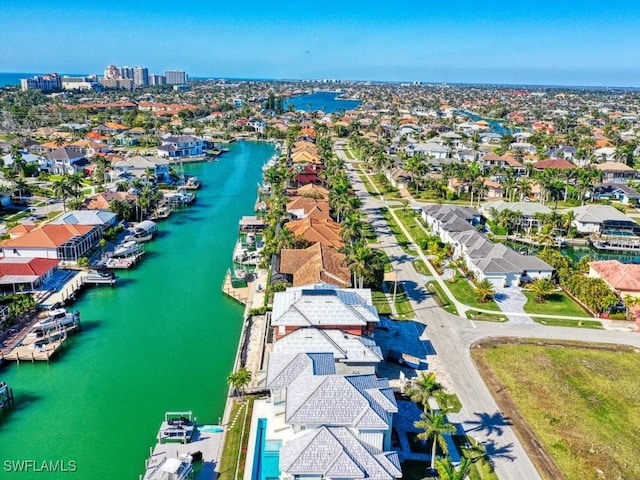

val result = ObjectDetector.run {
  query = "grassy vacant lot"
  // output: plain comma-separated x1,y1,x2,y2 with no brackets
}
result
447,277,501,311
522,290,590,318
474,341,640,480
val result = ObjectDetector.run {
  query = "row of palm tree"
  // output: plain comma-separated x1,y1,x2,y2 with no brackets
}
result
226,366,252,401
405,372,471,478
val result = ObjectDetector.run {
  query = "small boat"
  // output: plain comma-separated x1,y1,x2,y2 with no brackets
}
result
84,269,118,285
144,454,193,480
125,220,158,243
234,267,247,280
113,240,142,258
158,412,197,444
32,309,80,332
184,176,201,190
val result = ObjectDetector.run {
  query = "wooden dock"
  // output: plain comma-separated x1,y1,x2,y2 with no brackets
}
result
221,271,249,305
2,336,68,363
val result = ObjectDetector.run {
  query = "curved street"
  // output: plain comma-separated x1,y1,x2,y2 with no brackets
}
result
335,139,640,480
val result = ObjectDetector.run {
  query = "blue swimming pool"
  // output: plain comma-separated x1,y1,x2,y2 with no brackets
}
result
252,418,282,480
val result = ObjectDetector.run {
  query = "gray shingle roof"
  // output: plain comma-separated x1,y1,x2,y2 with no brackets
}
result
279,427,401,480
266,352,335,389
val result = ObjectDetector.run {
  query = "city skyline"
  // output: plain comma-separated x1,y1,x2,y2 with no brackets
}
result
2,1,640,87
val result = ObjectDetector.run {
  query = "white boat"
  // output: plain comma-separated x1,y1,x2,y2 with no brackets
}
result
84,269,118,285
184,176,201,190
234,267,247,280
143,454,193,480
32,309,80,332
113,240,142,258
163,190,195,205
125,220,158,243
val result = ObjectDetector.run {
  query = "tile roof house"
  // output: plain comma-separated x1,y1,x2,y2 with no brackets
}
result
279,427,401,480
532,158,576,170
47,146,88,175
83,191,136,210
423,204,552,287
284,218,344,249
589,260,640,298
592,184,640,205
157,135,206,158
50,209,117,231
279,242,350,287
271,327,382,374
0,224,100,261
111,155,170,182
271,283,379,339
0,257,60,293
288,184,329,200
286,197,331,221
481,200,552,231
567,205,639,234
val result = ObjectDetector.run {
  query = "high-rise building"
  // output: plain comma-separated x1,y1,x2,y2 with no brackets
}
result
99,77,134,90
118,66,134,80
61,75,102,91
133,67,149,87
104,65,120,80
20,73,61,91
149,74,166,86
165,70,188,85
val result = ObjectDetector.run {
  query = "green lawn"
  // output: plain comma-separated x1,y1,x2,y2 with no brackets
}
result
535,317,603,329
393,208,430,251
376,249,393,273
371,290,392,315
447,277,501,311
413,259,430,276
356,170,380,196
522,290,591,318
380,208,417,255
217,397,255,480
467,311,508,322
474,342,640,480
426,281,458,315
384,282,415,320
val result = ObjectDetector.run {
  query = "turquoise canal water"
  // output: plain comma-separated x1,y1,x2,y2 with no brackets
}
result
0,141,274,479
283,91,361,113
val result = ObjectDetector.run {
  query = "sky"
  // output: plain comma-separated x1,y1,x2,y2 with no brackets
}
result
1,1,640,87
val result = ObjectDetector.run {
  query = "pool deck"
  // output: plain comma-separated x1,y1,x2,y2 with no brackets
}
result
144,428,224,480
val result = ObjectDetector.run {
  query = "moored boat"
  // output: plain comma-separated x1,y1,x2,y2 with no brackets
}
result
32,308,80,333
113,240,143,258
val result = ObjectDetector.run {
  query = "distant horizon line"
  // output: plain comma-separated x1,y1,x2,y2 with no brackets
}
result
2,71,638,91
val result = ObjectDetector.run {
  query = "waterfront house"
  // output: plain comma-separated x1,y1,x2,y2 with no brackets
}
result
292,164,326,186
279,427,402,480
588,260,640,299
287,183,330,200
111,155,170,183
265,351,397,451
568,205,639,235
594,162,637,183
286,197,331,221
270,327,382,374
0,224,101,261
157,135,206,158
284,218,344,249
49,209,117,232
84,191,136,210
0,257,60,293
271,283,379,339
422,204,553,286
278,242,350,287
481,200,552,233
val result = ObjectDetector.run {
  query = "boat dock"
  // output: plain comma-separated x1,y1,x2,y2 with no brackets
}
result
142,413,224,480
589,236,640,253
1,333,71,363
35,270,87,309
98,251,145,269
222,270,249,304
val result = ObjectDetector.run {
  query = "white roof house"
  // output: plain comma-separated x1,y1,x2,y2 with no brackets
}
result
279,427,401,480
50,209,117,229
272,327,383,374
271,283,379,339
422,204,553,287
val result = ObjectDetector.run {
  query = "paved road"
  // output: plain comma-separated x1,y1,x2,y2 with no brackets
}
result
335,140,640,480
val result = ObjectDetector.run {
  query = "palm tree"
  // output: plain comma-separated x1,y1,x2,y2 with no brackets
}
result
66,173,85,199
52,177,71,212
414,410,457,471
405,372,440,412
340,212,365,246
13,178,29,204
474,279,495,303
435,456,471,480
227,366,252,401
9,144,27,178
345,244,376,288
528,278,555,303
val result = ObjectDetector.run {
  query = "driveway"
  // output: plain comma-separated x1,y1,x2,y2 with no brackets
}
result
494,286,534,324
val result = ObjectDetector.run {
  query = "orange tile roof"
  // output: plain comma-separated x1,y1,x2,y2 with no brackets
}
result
590,260,640,292
533,158,576,169
1,224,94,249
284,218,344,248
280,242,350,287
0,257,60,277
8,224,37,239
289,184,330,200
286,197,331,221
